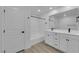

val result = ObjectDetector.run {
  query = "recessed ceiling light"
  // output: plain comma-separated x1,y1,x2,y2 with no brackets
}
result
37,9,41,12
49,7,53,10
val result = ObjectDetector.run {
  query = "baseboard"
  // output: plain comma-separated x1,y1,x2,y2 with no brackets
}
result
16,49,24,53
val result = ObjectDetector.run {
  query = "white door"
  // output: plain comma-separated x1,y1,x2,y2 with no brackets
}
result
0,7,2,53
4,7,25,53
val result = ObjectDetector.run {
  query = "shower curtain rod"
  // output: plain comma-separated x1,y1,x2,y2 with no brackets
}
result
31,15,46,20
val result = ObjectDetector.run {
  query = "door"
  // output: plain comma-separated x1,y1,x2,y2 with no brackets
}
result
0,7,2,53
4,7,25,53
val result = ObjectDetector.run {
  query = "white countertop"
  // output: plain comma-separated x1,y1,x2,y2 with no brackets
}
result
46,29,79,36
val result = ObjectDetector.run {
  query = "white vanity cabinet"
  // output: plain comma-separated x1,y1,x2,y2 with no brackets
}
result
45,32,60,49
45,32,54,47
59,34,68,52
45,31,79,53
60,34,79,53
67,35,79,53
52,33,60,49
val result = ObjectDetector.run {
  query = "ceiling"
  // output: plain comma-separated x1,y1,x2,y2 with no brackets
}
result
28,6,64,16
54,8,79,19
5,6,79,18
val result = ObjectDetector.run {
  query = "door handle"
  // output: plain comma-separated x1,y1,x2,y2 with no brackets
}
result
21,31,24,33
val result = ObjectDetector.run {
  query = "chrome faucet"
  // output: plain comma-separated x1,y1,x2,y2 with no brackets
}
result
68,28,71,33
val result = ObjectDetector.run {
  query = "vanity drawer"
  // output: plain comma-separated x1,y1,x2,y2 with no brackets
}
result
45,38,59,48
71,35,79,40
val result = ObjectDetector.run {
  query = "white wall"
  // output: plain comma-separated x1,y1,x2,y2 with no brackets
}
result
30,17,45,35
54,16,77,30
46,8,79,30
42,7,79,30
29,17,45,45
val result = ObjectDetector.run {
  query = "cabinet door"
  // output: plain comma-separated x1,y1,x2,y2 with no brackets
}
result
68,36,79,53
59,34,68,52
45,32,60,49
52,33,60,48
0,7,2,53
5,7,25,53
45,32,55,46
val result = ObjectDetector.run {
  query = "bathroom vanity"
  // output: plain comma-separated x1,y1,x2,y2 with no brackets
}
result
44,7,79,53
45,29,79,53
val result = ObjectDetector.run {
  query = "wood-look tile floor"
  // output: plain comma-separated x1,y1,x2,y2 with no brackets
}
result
23,42,62,53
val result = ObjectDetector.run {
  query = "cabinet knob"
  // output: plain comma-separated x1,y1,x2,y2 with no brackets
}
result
66,39,69,41
48,34,49,36
45,22,47,24
21,31,24,33
55,38,57,40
